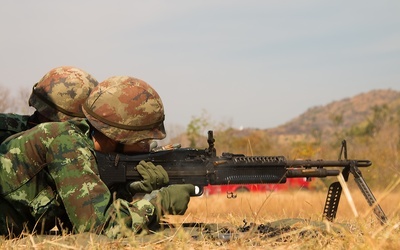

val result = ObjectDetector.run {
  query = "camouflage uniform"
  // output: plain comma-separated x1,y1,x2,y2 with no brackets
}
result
0,75,192,239
0,66,98,144
0,119,157,238
0,113,31,143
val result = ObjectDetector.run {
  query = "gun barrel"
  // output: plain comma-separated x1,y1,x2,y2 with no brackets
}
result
286,168,340,178
286,159,371,168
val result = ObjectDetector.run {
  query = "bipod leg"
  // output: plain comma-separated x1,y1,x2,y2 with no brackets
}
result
324,140,387,224
323,140,350,222
323,182,342,222
350,165,388,224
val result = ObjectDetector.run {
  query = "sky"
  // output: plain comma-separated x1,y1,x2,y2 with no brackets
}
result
1,0,399,132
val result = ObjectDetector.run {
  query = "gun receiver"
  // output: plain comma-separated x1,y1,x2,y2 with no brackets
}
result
96,130,387,224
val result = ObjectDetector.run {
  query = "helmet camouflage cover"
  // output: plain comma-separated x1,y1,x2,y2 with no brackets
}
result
82,76,166,145
28,66,99,122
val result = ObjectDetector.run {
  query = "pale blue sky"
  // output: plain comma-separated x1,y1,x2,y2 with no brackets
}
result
1,1,399,131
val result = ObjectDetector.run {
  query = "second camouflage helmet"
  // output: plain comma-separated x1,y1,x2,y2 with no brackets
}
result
82,76,166,145
28,66,99,122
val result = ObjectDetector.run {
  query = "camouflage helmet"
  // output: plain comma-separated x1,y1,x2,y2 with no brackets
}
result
82,76,166,145
28,66,99,122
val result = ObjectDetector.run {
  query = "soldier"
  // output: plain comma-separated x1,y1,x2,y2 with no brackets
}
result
0,76,193,238
0,66,99,143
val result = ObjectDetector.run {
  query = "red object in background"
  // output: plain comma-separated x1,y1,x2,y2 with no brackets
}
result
203,178,311,196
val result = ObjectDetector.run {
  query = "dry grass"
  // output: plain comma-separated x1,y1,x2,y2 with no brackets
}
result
1,188,399,249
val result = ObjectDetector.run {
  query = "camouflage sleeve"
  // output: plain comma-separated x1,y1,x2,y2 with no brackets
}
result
0,113,30,144
103,199,158,238
46,130,107,233
44,121,157,235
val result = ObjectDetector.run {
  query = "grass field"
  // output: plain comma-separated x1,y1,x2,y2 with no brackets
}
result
1,186,399,249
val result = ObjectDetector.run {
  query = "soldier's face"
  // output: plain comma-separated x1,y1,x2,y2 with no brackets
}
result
92,128,151,154
118,140,151,154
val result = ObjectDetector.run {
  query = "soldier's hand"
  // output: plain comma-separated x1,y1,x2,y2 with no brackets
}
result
128,161,169,194
145,184,195,215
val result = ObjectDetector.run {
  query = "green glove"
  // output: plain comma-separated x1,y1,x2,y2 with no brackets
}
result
128,161,169,194
144,184,195,215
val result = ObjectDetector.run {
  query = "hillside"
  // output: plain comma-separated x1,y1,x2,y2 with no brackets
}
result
169,88,400,148
267,89,400,140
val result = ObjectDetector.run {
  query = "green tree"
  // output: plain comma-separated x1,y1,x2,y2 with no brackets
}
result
186,110,210,148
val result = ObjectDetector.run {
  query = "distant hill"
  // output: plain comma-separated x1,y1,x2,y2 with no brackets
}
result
267,89,400,139
169,89,400,147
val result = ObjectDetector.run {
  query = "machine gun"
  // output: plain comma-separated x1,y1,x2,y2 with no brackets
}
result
97,130,387,224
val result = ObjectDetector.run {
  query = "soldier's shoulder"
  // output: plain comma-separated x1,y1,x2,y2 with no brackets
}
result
37,118,90,131
0,113,30,132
